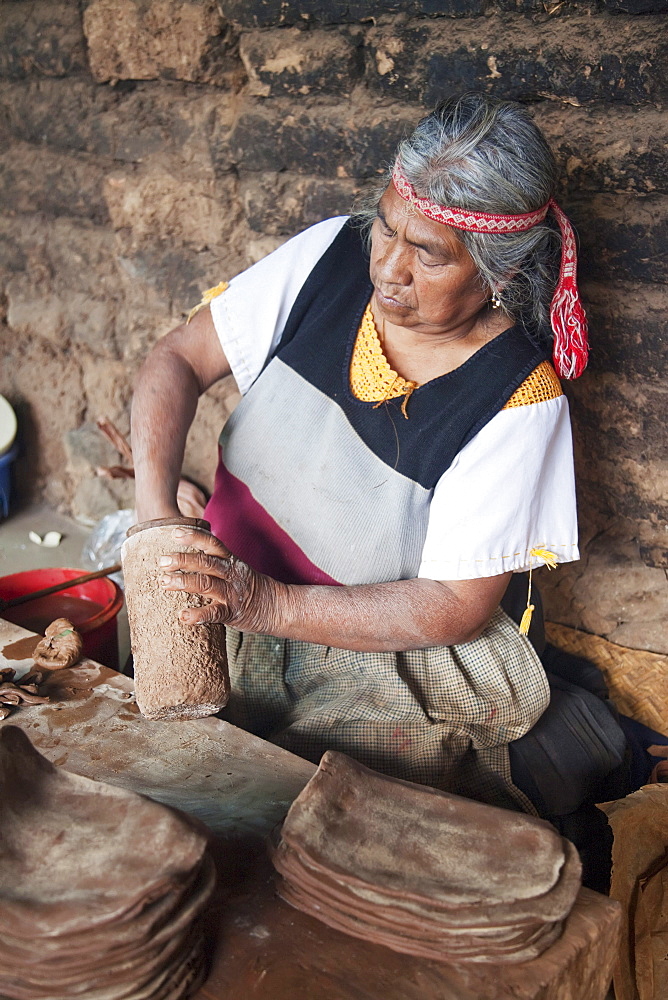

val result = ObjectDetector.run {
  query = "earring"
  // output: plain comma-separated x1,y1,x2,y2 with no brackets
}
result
491,291,502,310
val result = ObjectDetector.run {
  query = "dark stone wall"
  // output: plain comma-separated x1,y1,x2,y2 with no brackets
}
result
0,0,666,651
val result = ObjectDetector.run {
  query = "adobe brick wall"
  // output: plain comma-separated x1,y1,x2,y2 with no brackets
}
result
0,0,666,652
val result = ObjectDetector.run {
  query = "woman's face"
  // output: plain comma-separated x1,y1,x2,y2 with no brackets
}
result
369,184,488,338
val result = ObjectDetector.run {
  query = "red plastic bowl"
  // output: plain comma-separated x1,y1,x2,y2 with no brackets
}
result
0,568,124,671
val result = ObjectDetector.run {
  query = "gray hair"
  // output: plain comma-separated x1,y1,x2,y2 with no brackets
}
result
354,94,561,343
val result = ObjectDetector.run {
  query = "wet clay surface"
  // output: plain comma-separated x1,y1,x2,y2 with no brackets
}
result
2,634,40,661
0,617,620,1000
0,619,313,837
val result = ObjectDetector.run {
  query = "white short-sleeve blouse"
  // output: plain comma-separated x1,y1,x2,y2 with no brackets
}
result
209,218,579,581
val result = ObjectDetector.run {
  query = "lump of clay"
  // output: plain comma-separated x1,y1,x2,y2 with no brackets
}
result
270,751,582,964
32,618,83,670
121,519,229,721
0,668,49,720
0,725,215,1000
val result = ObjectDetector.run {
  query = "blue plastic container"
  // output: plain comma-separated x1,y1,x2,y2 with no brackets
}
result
0,443,19,519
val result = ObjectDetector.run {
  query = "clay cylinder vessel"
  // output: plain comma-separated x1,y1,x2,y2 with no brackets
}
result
121,517,230,721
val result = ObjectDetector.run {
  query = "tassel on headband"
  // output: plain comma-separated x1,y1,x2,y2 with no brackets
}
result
391,162,589,379
547,201,589,379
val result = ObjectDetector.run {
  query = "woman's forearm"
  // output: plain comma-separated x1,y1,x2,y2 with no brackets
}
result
272,577,509,651
131,338,200,521
159,528,512,651
131,307,231,522
271,579,503,652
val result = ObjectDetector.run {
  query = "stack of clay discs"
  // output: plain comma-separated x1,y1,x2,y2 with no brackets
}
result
270,751,582,964
0,727,215,1000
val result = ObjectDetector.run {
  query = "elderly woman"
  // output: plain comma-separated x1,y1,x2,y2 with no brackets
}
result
131,94,602,815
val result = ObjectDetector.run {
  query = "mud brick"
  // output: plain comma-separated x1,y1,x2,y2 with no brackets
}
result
216,101,418,178
366,16,667,106
638,539,668,571
0,143,109,224
0,227,27,275
104,166,237,251
0,334,86,506
539,521,668,646
118,244,238,318
567,374,668,525
239,28,363,97
71,477,134,525
1,214,120,301
0,2,87,79
429,23,666,107
301,176,369,227
0,80,119,155
493,0,598,10
570,194,668,284
46,217,123,302
65,423,126,474
79,359,134,434
535,106,668,196
220,0,484,27
581,281,667,379
95,83,232,163
240,173,361,234
83,0,243,87
2,214,123,355
0,79,230,164
603,0,668,11
113,84,233,163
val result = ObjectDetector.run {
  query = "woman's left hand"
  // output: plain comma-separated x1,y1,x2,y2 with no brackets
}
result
158,528,283,631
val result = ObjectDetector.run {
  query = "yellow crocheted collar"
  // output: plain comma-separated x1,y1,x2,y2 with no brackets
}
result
349,302,562,419
350,303,418,418
189,286,562,421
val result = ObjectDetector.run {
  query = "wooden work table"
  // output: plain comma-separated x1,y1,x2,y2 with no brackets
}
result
0,618,620,1000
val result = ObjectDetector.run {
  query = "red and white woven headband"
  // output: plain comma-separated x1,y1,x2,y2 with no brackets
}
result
391,161,589,379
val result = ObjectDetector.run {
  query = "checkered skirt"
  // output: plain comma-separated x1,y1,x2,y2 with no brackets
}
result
223,608,549,813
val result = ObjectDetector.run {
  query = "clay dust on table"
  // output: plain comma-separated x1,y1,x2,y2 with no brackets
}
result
121,519,229,721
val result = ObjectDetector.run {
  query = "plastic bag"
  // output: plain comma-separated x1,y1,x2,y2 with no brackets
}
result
81,509,136,588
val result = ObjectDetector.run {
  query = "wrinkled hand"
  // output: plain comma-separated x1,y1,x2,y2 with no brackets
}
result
158,528,284,631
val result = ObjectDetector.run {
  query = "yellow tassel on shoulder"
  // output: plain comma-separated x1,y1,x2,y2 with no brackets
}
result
529,547,559,570
519,548,559,637
186,281,229,324
519,604,535,636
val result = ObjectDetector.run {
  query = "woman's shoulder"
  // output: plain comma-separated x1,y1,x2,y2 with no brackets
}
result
502,360,563,411
243,216,350,276
222,215,350,305
208,217,350,395
419,366,577,581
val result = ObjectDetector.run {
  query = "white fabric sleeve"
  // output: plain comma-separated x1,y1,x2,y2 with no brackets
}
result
209,216,349,394
417,395,579,581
